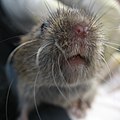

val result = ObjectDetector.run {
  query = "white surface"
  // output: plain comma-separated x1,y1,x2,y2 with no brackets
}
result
71,67,120,120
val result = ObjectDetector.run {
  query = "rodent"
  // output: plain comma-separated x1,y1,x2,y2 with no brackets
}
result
6,0,120,120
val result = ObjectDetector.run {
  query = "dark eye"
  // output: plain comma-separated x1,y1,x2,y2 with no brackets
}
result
41,22,49,32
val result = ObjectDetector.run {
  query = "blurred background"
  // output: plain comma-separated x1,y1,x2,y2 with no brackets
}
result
0,0,120,120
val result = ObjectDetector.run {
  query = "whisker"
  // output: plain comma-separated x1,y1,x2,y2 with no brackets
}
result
5,77,15,120
57,54,71,98
25,4,44,23
36,42,52,66
52,60,69,103
57,54,67,84
5,40,38,120
89,1,110,29
44,0,57,22
104,44,120,52
105,51,120,66
99,53,120,92
33,71,42,120
103,41,120,47
88,0,96,14
7,40,38,67
25,52,37,60
85,0,96,23
57,0,62,12
100,54,113,82
55,42,72,70
0,35,22,44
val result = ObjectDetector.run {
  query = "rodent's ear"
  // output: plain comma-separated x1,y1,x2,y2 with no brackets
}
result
20,21,50,44
40,21,50,33
20,22,43,44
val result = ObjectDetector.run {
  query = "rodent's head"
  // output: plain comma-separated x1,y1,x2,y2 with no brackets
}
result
36,8,105,86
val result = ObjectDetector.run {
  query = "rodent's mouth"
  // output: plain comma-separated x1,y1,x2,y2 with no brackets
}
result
67,54,89,66
60,54,91,85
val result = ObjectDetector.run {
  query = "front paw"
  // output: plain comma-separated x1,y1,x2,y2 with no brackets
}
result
68,99,91,118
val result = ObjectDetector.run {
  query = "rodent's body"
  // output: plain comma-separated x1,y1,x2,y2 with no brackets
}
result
10,7,104,119
7,1,120,119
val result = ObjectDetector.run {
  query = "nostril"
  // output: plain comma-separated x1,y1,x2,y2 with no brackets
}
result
75,25,84,34
74,24,88,38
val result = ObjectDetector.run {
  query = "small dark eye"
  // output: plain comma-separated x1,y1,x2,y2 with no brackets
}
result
41,21,49,32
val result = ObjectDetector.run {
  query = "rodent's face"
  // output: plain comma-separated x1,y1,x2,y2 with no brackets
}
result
37,8,104,86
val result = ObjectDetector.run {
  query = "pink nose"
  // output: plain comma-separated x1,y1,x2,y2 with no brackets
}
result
74,24,88,38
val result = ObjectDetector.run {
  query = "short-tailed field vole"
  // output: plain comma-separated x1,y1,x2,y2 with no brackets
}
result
6,0,120,120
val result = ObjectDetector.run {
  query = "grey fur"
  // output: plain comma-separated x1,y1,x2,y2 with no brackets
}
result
11,7,105,119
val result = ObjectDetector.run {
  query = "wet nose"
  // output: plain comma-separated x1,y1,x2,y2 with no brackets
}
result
74,24,88,38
